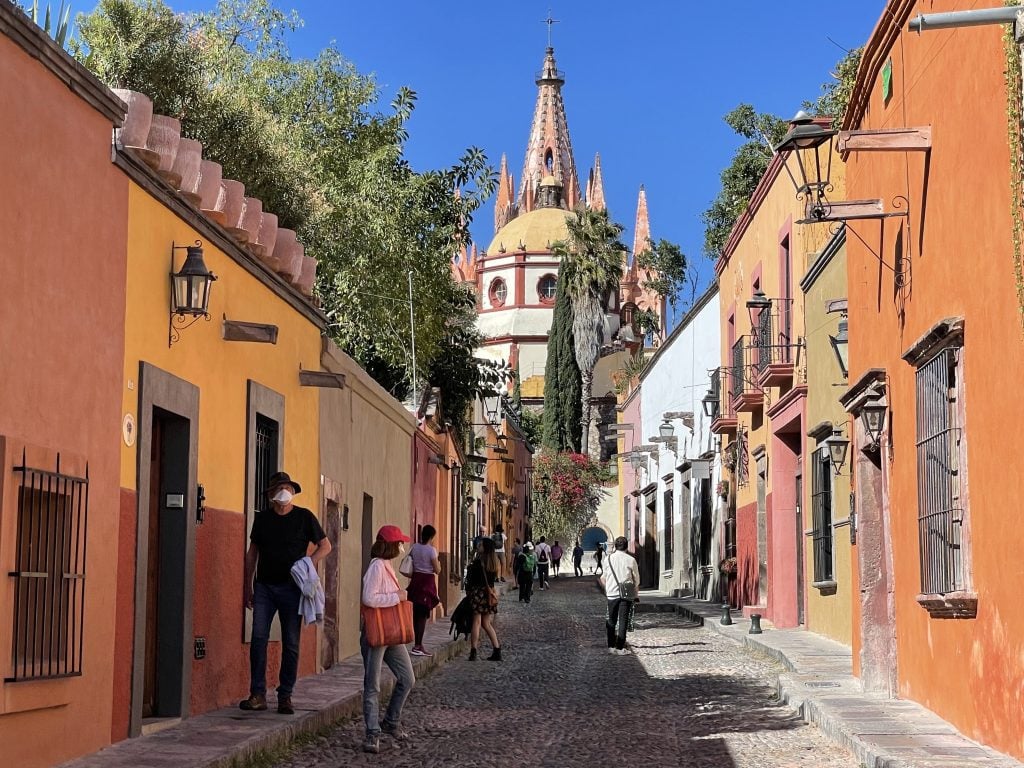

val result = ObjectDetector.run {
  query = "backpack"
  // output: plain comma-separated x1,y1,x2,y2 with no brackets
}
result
520,552,537,573
538,547,549,563
449,596,474,640
492,532,504,549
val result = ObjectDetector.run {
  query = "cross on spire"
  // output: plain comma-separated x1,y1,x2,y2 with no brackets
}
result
543,10,559,47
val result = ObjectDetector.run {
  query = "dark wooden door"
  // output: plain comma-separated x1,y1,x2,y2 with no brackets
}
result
143,416,162,718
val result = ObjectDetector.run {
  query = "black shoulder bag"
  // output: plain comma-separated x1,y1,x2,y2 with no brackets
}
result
606,553,638,600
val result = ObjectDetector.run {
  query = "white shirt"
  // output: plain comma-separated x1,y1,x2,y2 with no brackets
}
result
602,550,640,599
535,542,552,563
362,558,402,608
290,556,325,625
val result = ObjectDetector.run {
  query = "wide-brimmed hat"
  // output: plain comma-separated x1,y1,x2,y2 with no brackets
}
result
377,524,411,543
265,471,301,495
524,541,534,550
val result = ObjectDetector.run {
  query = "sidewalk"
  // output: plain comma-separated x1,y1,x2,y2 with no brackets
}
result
59,619,467,768
637,592,1024,768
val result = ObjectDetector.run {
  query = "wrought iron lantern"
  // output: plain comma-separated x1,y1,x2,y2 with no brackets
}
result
169,241,217,346
774,110,837,222
829,317,849,377
861,400,887,450
628,451,643,469
659,420,674,439
702,389,720,419
745,289,772,329
823,428,850,475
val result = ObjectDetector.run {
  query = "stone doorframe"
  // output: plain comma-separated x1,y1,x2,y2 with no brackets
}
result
842,369,898,697
130,362,200,737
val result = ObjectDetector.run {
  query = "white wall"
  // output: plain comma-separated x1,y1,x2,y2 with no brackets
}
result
638,287,723,597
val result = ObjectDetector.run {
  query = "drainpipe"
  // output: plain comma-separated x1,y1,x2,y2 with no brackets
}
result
909,6,1024,34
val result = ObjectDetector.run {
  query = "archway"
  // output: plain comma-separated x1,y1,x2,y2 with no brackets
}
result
580,526,609,551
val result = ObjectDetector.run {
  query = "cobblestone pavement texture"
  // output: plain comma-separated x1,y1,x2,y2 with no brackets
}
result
272,577,859,768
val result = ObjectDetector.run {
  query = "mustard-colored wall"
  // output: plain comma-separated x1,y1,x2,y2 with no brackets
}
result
120,182,322,506
802,238,853,646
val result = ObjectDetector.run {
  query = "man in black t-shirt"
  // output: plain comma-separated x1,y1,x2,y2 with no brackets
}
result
240,471,330,715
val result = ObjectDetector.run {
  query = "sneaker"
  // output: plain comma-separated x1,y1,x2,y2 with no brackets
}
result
381,721,409,740
616,648,630,656
363,734,380,753
277,695,294,715
239,694,267,711
607,647,618,655
410,646,432,657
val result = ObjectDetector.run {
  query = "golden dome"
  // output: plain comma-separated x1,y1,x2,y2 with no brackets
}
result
540,174,561,187
487,207,571,254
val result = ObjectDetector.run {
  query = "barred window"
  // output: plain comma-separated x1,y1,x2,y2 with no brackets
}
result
663,487,673,571
915,347,965,594
8,453,88,681
810,448,834,583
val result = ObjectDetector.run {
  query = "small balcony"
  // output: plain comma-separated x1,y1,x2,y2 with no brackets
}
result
731,337,764,413
752,312,797,388
708,367,737,435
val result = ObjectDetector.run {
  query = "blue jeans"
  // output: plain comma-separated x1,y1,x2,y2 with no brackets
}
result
250,581,302,697
361,631,415,736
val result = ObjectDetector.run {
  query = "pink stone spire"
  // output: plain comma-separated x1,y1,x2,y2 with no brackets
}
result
586,153,606,211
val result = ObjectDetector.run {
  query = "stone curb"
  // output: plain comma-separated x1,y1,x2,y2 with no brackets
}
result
640,599,1024,768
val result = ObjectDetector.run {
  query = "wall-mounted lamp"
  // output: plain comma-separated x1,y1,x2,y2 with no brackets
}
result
628,451,643,469
702,389,720,419
659,420,674,439
482,393,502,426
169,240,217,346
861,400,887,451
822,429,850,476
774,111,837,222
829,318,849,378
746,289,773,328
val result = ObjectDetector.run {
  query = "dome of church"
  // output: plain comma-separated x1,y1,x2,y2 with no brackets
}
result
487,207,571,254
540,174,561,187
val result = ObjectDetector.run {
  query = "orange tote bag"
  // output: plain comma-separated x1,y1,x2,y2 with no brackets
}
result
360,565,414,647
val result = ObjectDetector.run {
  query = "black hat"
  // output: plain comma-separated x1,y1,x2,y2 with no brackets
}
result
265,471,301,495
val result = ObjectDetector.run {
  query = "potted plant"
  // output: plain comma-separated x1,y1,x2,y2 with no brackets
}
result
716,480,729,499
719,556,738,576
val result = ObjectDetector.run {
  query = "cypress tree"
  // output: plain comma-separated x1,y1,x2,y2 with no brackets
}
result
541,267,582,452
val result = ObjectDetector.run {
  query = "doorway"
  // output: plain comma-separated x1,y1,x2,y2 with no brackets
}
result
795,473,805,625
361,493,374,577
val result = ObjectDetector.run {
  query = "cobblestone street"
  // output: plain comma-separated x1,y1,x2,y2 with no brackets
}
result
274,577,858,767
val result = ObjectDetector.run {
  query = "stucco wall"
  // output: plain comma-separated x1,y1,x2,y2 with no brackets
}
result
0,25,128,768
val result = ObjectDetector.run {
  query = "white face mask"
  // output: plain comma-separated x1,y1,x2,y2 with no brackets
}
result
398,543,406,556
272,489,293,505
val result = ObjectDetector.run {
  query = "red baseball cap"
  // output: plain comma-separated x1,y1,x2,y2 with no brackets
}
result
377,524,411,543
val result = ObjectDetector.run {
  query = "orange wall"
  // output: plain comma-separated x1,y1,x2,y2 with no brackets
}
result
0,31,128,768
845,2,1024,756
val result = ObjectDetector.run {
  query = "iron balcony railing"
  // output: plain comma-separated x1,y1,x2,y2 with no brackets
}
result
751,311,796,373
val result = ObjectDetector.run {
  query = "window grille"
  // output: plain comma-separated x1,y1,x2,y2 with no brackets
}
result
730,338,745,401
662,488,673,571
255,415,279,515
915,347,964,594
754,310,773,373
8,452,88,681
810,448,834,583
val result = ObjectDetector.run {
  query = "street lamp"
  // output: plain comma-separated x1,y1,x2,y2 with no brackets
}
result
659,420,674,439
823,428,850,475
702,388,720,419
628,452,643,469
745,289,772,329
829,317,849,378
861,400,887,451
774,110,838,222
169,241,217,346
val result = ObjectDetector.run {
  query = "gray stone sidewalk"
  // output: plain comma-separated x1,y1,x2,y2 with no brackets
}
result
638,593,1024,768
58,618,468,768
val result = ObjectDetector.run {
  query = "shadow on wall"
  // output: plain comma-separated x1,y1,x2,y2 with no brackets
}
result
729,555,760,609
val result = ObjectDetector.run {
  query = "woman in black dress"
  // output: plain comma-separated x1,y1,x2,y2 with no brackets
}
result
465,537,502,661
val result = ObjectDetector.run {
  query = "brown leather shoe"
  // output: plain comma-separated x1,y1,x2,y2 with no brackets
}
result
239,694,267,711
277,695,294,715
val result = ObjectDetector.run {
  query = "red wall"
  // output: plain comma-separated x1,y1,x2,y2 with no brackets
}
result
732,500,760,608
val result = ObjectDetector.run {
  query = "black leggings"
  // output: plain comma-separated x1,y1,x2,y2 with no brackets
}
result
413,603,430,646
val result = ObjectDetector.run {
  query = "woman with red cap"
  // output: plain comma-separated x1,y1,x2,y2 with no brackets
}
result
360,524,416,754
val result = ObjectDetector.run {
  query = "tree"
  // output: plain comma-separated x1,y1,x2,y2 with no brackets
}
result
635,237,688,312
554,206,626,458
804,47,863,122
531,450,609,544
541,267,582,452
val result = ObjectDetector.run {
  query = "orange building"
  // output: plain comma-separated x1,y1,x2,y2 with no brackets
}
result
0,10,128,766
841,1,1024,757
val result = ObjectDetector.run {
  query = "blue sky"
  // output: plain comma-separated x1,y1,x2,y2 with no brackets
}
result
165,1,883,326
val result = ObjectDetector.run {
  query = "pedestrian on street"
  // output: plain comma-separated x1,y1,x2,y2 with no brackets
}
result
509,537,523,589
535,536,552,589
360,525,416,753
600,536,641,655
492,525,507,582
550,540,563,577
465,537,502,661
592,543,604,575
407,524,441,658
241,471,331,716
516,542,537,603
572,542,584,577
472,525,486,552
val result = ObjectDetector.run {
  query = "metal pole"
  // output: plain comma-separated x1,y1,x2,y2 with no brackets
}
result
408,269,417,398
909,6,1023,33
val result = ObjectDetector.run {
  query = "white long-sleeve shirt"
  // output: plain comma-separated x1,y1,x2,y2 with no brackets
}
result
362,558,402,608
290,556,324,625
602,550,640,599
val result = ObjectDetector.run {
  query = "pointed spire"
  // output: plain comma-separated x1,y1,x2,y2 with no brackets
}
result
517,47,581,215
587,153,606,211
631,185,651,259
495,154,513,233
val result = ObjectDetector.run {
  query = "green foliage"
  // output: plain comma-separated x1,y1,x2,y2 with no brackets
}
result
20,1,73,47
517,407,542,448
803,47,864,123
541,267,582,453
73,0,497,422
1003,21,1024,332
635,237,687,310
531,450,609,543
612,350,647,396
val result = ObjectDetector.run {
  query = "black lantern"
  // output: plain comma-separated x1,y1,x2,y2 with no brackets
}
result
823,428,850,475
746,289,772,329
774,110,837,222
628,451,643,469
702,389,720,419
169,241,217,346
659,420,674,439
861,400,887,450
829,317,849,377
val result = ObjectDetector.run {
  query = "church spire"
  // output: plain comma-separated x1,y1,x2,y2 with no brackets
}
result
518,46,581,214
586,153,606,211
631,185,651,258
495,154,514,233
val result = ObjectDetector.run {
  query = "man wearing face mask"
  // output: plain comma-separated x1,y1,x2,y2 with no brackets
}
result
240,471,331,715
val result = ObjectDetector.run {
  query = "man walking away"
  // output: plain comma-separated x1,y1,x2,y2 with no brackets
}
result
241,471,331,715
516,542,537,603
535,536,552,590
510,538,523,588
492,525,507,582
600,537,640,655
572,542,584,577
550,541,563,577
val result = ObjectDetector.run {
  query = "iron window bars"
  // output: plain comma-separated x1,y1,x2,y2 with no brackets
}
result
811,448,834,583
8,451,89,682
